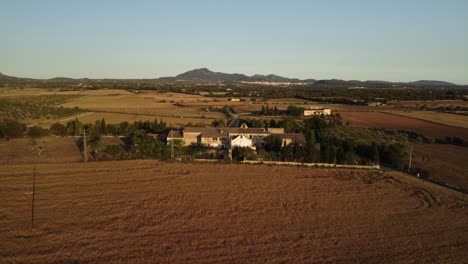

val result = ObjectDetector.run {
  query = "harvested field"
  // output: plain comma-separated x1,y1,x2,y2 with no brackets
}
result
58,92,225,125
64,112,218,126
0,137,82,165
0,161,467,263
385,111,468,128
340,111,468,139
412,144,468,190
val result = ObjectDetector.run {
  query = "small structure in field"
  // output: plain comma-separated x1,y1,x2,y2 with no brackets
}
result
228,98,241,102
303,106,331,116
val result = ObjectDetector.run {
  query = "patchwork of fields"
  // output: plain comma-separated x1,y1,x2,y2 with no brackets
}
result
0,161,467,263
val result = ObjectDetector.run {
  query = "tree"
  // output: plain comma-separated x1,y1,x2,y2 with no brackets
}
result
87,132,108,159
371,141,379,164
286,105,304,117
232,147,256,161
119,121,130,135
101,118,107,135
0,119,26,138
50,122,67,136
264,135,283,152
28,126,50,138
211,119,226,127
131,129,169,159
66,118,82,136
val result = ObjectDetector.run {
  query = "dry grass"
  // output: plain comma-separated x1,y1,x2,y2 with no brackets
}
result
340,111,468,139
0,137,82,165
0,161,467,263
58,92,226,125
412,144,468,190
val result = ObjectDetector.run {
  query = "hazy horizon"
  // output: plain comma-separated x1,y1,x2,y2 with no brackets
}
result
1,0,467,84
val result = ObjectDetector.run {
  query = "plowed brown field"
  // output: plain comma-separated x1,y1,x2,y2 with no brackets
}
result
412,144,468,190
0,161,467,263
340,111,468,139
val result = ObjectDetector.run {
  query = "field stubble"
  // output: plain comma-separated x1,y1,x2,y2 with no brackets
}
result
0,161,467,263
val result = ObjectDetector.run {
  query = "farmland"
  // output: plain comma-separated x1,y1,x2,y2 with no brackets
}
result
0,137,82,165
412,144,468,190
0,161,467,263
339,111,468,140
384,110,468,128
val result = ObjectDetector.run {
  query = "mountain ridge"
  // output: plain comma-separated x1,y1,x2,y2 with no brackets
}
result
0,69,461,86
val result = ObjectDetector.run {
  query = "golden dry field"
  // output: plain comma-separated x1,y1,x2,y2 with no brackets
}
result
0,161,467,263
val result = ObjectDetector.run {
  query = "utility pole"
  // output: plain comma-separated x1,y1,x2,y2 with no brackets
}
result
408,145,413,173
171,139,174,160
83,129,88,163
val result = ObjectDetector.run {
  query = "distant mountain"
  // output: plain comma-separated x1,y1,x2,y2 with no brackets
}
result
163,68,315,83
407,80,456,86
174,68,249,82
0,70,462,87
0,72,20,81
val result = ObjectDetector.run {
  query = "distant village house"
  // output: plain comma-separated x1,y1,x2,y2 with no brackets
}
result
303,106,331,116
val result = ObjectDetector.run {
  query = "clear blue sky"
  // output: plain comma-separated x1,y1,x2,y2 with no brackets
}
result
1,0,467,83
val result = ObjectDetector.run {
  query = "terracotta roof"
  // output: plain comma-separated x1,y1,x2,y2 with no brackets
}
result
184,127,227,138
227,128,269,134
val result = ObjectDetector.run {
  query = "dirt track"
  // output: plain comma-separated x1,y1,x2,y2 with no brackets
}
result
0,161,467,263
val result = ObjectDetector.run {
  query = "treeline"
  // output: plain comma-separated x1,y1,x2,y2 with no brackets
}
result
254,105,304,117
0,117,169,139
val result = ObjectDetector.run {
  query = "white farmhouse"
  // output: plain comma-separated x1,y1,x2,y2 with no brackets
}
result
230,134,254,149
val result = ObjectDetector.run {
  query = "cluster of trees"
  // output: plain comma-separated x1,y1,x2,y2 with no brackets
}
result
436,136,467,147
63,118,168,137
254,105,304,117
258,105,280,116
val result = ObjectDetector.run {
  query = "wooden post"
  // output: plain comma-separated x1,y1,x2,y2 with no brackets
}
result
171,139,174,160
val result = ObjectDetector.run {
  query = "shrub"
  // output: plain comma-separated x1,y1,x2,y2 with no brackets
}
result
232,147,257,161
28,126,50,138
50,122,67,136
0,119,26,138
